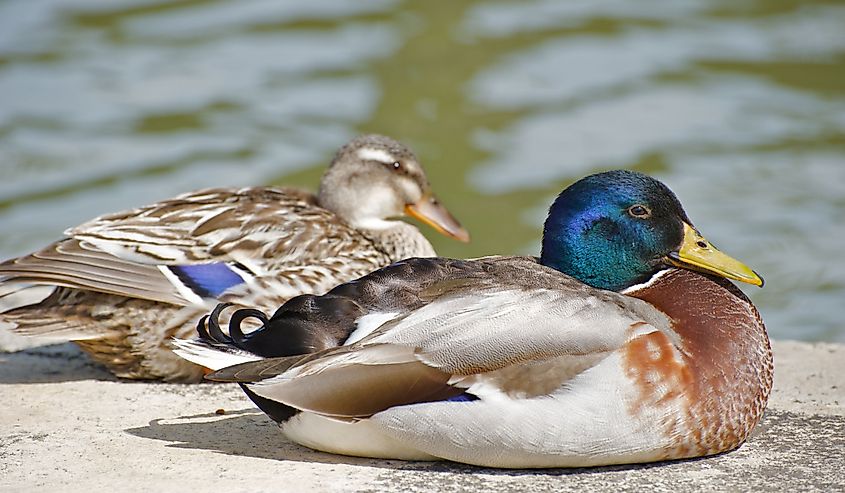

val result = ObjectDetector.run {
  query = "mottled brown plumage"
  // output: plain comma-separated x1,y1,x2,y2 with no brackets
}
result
0,134,469,382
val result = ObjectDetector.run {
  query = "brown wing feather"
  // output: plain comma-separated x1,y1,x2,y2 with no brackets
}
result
0,187,389,308
0,240,191,306
68,187,384,269
209,344,462,419
261,360,459,419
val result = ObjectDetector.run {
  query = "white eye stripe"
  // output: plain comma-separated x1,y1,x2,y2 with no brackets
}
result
357,147,396,164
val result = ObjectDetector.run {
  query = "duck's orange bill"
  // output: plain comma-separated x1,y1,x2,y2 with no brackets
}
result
405,195,470,243
667,223,764,287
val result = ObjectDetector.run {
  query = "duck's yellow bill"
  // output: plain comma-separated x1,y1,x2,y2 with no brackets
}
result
666,223,764,287
406,195,471,243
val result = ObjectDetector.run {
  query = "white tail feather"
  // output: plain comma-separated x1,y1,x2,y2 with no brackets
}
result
171,338,262,371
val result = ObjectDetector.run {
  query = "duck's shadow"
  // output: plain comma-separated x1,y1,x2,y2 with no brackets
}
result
126,410,407,468
125,409,686,475
0,342,115,383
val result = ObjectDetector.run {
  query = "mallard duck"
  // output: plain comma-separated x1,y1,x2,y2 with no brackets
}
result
175,169,770,468
0,134,469,382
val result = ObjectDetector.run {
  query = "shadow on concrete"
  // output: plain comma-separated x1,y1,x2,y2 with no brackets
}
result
125,407,845,484
125,409,415,468
0,342,115,383
124,408,687,476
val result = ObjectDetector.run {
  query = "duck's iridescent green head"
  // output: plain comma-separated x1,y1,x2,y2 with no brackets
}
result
540,170,763,291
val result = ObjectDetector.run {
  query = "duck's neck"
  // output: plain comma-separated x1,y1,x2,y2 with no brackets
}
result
315,192,437,261
357,219,436,260
624,268,773,451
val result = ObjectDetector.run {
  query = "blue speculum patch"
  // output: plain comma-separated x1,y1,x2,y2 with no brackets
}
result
445,393,480,403
169,263,245,298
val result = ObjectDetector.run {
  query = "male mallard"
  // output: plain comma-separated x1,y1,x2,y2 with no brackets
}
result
0,134,469,382
175,170,770,468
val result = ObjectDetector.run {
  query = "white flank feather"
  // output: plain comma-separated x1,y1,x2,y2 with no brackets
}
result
281,412,437,460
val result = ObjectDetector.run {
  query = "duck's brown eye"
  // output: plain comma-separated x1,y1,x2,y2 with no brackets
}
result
391,161,401,170
628,204,651,218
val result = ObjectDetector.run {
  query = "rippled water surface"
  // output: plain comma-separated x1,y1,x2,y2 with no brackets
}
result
1,0,843,341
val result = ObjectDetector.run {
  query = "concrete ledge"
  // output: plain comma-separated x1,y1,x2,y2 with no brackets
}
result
1,340,843,492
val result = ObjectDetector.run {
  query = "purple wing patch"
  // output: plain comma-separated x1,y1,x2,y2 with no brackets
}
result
169,263,245,298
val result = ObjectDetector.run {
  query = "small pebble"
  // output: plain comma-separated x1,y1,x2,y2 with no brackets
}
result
215,408,226,415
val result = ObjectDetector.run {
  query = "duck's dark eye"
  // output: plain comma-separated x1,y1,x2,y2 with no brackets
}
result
627,204,651,218
391,161,401,170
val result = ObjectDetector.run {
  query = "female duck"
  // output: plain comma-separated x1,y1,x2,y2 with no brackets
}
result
176,169,771,468
0,134,468,382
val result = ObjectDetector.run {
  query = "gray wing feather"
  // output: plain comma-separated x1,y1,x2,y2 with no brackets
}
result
366,274,671,376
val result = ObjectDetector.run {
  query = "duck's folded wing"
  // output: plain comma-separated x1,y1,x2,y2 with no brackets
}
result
211,344,463,419
0,239,192,306
367,286,669,375
1,187,383,309
67,187,376,272
207,283,671,420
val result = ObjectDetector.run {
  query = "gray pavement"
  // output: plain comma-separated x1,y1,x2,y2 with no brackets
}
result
1,340,843,492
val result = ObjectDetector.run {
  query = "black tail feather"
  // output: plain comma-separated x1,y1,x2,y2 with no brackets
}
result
229,308,268,346
196,314,211,341
240,384,297,423
207,302,233,343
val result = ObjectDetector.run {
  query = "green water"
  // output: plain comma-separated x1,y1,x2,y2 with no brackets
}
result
1,0,843,341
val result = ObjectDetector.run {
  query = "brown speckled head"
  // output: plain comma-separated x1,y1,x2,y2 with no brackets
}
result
317,134,468,242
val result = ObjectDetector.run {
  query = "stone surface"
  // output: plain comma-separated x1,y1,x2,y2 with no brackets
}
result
1,340,843,492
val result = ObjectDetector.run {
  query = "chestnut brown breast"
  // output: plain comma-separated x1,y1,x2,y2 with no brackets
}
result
625,268,773,457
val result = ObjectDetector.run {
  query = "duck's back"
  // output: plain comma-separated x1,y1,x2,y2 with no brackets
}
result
65,187,389,269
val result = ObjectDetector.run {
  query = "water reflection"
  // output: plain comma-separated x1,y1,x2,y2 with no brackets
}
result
0,0,843,341
470,77,843,192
